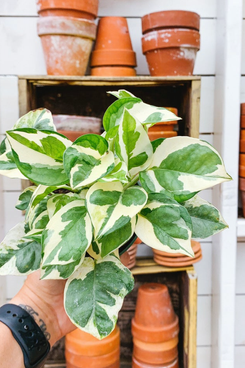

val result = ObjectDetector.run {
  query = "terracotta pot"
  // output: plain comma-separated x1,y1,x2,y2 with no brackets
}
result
120,242,138,269
148,131,177,141
142,29,200,76
240,139,245,153
240,178,245,217
131,283,179,343
241,103,245,115
240,177,245,191
240,154,245,166
57,130,93,141
91,49,136,67
37,16,96,75
165,107,178,115
67,361,119,368
142,10,200,34
132,356,179,368
241,130,245,140
241,115,245,129
53,115,101,134
153,254,202,267
133,337,178,364
148,124,176,132
91,66,136,76
153,240,201,258
239,165,245,178
65,347,120,368
154,249,202,263
37,0,98,20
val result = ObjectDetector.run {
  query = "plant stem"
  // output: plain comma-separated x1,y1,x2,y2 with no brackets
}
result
123,174,139,190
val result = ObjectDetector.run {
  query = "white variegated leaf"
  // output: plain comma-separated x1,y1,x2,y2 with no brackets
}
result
0,137,27,179
99,159,128,184
183,195,228,238
135,193,194,257
0,222,41,275
6,129,71,185
41,200,92,279
64,255,134,339
63,134,115,190
47,193,84,219
140,137,231,197
13,108,56,131
16,186,37,211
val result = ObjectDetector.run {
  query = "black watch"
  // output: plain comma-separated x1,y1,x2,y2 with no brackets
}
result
0,304,50,368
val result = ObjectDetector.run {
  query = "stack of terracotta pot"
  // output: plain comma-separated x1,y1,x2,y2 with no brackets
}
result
65,326,120,368
239,103,245,215
141,10,200,76
131,283,179,368
148,107,178,141
53,115,101,141
120,237,141,269
36,0,98,75
153,240,202,268
90,17,137,76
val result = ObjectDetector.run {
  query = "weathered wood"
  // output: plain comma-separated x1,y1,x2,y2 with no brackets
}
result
18,78,30,117
189,80,201,138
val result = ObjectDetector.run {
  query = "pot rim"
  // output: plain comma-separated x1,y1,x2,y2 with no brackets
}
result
142,28,200,53
37,16,96,39
37,0,98,17
91,49,137,67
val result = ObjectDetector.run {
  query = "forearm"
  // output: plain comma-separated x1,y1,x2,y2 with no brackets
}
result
0,322,24,368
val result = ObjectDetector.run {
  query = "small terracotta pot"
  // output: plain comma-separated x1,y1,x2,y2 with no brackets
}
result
241,115,245,128
240,178,245,217
91,49,136,67
91,66,136,76
67,361,119,368
53,115,101,134
240,177,245,191
37,0,98,20
120,242,138,269
164,107,178,115
142,10,200,34
154,249,202,263
142,29,200,76
240,140,245,153
65,347,120,368
133,337,178,364
154,254,203,267
57,130,93,141
131,283,179,343
148,124,176,132
148,131,177,141
240,153,245,166
132,356,179,368
37,16,96,75
239,165,245,178
153,240,201,258
241,130,245,140
241,103,245,115
66,326,120,356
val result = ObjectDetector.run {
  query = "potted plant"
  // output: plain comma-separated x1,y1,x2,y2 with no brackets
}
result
0,90,230,340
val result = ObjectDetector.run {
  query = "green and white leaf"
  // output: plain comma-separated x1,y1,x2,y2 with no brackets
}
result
140,137,231,197
0,137,27,179
16,186,37,211
13,108,56,131
99,159,128,184
64,134,114,190
64,255,134,339
183,195,228,238
41,200,92,279
0,222,41,275
47,192,84,219
135,193,194,257
115,109,153,178
86,181,147,256
6,129,71,185
108,89,137,99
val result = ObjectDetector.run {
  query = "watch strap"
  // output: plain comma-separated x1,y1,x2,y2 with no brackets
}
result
0,304,50,368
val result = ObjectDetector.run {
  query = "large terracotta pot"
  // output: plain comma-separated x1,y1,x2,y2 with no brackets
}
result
239,177,245,217
37,0,99,20
91,66,136,76
120,242,138,269
142,10,200,34
142,28,200,76
133,337,178,364
53,115,101,134
37,16,96,75
132,356,179,368
131,283,179,343
148,131,177,141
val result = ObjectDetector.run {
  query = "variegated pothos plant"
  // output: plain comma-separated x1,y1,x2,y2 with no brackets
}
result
0,90,231,339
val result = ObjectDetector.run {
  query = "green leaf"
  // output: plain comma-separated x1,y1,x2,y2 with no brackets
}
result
0,138,27,179
115,109,153,178
86,181,147,256
0,222,41,275
183,195,228,238
140,137,231,197
63,134,115,190
107,90,137,99
135,193,193,257
41,200,92,279
6,129,71,185
47,192,84,219
13,109,56,131
99,159,129,184
64,255,134,339
16,186,37,211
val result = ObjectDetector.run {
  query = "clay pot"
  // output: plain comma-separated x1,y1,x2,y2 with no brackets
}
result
91,66,136,76
239,165,245,178
58,130,92,141
148,131,177,141
131,283,179,343
37,16,96,75
91,49,136,67
239,177,245,217
154,254,202,267
142,10,200,34
133,337,178,364
240,154,245,166
241,103,245,116
148,124,176,132
142,29,200,76
241,115,245,129
132,356,179,368
240,140,245,153
154,240,200,259
120,242,138,269
37,0,99,20
65,326,120,356
241,130,245,140
53,115,101,134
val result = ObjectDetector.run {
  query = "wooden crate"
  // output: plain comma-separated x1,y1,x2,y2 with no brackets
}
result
44,260,197,368
18,76,200,138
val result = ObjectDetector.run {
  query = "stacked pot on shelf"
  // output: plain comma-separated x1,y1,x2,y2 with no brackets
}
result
131,283,179,368
36,0,98,75
141,10,200,76
65,326,120,368
90,17,137,76
148,107,178,141
239,103,245,215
